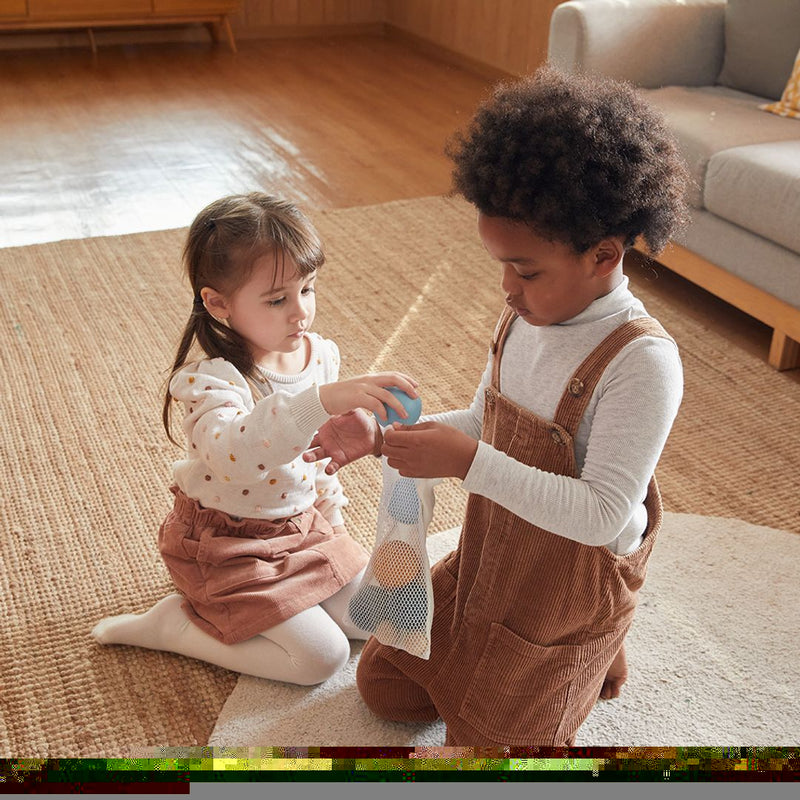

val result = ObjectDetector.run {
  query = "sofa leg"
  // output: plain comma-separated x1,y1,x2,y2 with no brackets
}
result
768,330,800,371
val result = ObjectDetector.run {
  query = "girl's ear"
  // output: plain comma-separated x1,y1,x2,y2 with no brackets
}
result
200,286,230,320
592,237,625,278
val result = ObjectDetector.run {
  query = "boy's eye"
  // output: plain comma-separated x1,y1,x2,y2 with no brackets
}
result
521,273,540,281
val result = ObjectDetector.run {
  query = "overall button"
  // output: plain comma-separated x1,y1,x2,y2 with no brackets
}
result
550,428,565,445
568,378,585,396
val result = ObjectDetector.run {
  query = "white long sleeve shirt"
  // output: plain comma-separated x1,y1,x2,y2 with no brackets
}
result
430,277,683,555
170,333,347,525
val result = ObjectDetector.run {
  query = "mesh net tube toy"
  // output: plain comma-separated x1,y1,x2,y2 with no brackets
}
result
348,459,437,658
348,386,435,658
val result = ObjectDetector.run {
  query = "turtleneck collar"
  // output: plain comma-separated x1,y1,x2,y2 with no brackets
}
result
556,275,636,327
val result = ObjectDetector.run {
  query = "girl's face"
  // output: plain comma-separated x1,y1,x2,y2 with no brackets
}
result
477,213,623,327
204,253,317,372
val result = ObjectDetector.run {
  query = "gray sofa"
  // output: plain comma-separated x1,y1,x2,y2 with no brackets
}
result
548,0,800,369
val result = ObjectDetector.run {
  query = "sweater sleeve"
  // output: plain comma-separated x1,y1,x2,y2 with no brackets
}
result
170,358,331,485
423,353,492,440
461,337,683,545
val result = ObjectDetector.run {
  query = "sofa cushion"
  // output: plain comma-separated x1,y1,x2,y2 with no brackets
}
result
717,0,800,101
642,85,800,206
703,142,800,256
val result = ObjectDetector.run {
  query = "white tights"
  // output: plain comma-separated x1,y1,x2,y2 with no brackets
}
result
91,568,368,686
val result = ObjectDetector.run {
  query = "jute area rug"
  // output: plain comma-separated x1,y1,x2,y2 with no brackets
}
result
1,196,798,757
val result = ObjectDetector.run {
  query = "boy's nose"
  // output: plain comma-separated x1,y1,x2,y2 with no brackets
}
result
501,265,521,296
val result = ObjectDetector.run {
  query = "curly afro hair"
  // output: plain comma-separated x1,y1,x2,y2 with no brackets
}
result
446,65,691,254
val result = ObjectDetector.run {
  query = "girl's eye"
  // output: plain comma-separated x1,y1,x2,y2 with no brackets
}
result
267,297,286,307
521,273,539,281
301,285,316,296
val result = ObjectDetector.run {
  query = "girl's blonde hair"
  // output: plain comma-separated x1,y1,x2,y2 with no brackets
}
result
162,192,325,444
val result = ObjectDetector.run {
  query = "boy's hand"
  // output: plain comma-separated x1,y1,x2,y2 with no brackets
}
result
381,422,479,480
303,409,382,474
318,372,418,420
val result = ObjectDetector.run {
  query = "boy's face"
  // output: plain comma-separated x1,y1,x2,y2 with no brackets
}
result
477,213,622,327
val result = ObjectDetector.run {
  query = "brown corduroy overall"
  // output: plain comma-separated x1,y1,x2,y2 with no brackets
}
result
357,310,671,746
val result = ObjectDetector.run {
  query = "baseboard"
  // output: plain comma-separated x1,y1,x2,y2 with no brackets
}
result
235,22,385,41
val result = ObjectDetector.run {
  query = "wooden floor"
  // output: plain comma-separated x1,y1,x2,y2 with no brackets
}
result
0,32,795,377
0,35,492,247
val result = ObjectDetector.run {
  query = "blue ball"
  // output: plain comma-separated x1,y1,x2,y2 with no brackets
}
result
389,581,428,630
348,584,389,630
375,386,422,426
388,479,420,524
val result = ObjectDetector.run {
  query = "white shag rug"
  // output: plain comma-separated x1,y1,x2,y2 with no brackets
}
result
209,512,800,747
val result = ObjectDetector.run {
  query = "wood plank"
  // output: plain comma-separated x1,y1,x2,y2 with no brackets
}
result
270,0,300,26
0,0,26,17
384,0,563,76
298,0,326,26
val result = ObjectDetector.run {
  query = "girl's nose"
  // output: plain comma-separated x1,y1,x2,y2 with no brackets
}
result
290,296,310,322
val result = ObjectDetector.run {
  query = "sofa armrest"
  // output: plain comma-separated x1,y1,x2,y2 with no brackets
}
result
548,0,726,88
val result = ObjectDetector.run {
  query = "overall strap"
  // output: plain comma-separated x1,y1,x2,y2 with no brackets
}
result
553,317,673,437
490,306,518,388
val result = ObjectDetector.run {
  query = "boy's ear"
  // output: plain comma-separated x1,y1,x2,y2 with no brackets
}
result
592,237,625,278
200,286,230,319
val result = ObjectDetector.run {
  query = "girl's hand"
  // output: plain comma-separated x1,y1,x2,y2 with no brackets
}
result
381,421,479,480
318,372,418,421
303,409,382,474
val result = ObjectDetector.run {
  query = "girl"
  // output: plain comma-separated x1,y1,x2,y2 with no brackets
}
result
306,67,689,743
92,192,417,685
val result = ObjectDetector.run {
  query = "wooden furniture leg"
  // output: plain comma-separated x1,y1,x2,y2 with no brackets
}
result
769,330,800,371
207,15,236,52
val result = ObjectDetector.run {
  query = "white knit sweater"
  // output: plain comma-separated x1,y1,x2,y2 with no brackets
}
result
170,333,346,525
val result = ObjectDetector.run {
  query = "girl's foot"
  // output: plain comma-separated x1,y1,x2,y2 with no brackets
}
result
91,593,188,651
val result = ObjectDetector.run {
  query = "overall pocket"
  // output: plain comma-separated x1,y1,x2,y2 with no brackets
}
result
459,623,583,745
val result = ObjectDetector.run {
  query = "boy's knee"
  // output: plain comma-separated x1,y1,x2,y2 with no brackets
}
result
356,644,437,722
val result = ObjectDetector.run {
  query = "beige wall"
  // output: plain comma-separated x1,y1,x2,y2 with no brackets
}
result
384,0,562,76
